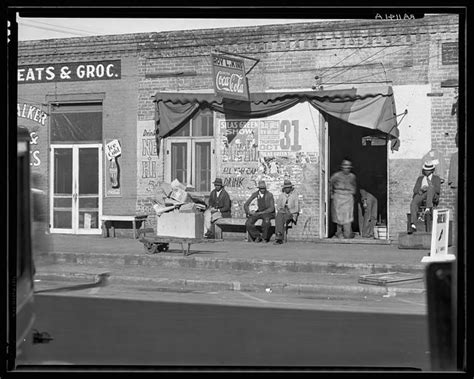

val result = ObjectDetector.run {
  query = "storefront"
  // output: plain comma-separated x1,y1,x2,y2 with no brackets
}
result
153,88,399,239
17,56,139,236
17,14,459,240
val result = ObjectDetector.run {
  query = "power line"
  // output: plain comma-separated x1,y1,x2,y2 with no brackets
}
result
19,21,92,37
321,50,444,89
19,19,96,35
320,34,406,84
319,34,430,87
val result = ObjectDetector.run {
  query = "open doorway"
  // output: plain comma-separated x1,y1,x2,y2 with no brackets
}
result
326,114,387,238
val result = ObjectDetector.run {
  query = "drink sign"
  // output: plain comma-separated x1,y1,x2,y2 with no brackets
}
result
105,139,122,160
421,209,456,263
211,53,249,101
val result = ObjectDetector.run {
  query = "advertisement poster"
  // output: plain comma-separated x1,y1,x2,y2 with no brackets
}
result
219,102,320,161
105,138,122,197
219,103,320,193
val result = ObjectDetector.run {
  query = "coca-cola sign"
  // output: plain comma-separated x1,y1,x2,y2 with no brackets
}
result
211,54,249,100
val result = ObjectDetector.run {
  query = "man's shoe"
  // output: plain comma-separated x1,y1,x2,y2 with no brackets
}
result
410,223,417,233
273,240,283,245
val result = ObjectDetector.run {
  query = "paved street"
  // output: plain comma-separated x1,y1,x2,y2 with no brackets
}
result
18,291,430,369
17,233,441,370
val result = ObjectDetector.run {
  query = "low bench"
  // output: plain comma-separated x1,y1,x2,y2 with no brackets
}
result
101,214,148,239
214,217,295,241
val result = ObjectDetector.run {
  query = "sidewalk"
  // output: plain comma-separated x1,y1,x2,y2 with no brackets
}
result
34,234,448,296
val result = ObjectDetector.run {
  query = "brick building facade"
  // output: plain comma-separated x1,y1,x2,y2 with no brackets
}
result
17,14,459,240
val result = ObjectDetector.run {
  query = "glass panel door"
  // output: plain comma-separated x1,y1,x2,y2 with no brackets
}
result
194,141,211,192
51,147,73,232
77,147,101,233
50,145,102,234
170,142,190,185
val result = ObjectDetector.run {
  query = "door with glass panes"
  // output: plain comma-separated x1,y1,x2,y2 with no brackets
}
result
50,145,102,234
49,103,103,234
165,109,215,192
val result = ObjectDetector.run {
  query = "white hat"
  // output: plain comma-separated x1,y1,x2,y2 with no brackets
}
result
422,162,435,171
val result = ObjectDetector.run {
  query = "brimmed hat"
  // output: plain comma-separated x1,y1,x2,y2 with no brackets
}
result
340,159,352,169
422,162,435,171
213,178,223,186
257,180,267,189
282,179,294,189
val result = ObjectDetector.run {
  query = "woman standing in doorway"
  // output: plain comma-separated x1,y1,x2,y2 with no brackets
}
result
330,159,357,239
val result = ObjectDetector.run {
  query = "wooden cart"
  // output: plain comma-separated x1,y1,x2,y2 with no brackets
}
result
139,235,221,256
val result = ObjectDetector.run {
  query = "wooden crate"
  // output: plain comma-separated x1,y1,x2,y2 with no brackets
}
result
156,211,204,239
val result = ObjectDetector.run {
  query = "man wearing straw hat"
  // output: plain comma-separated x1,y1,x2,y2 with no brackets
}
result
204,178,232,238
244,180,275,243
274,179,300,245
408,161,441,234
329,159,357,239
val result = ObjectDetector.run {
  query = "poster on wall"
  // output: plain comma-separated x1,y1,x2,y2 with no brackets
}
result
137,121,159,198
218,102,320,193
105,138,122,197
219,103,320,161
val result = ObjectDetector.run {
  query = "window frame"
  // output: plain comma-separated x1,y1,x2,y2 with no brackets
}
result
164,110,216,193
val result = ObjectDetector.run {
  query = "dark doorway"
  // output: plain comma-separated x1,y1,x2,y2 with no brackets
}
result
326,114,387,238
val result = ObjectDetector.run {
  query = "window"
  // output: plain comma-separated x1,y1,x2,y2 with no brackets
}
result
165,109,215,192
50,103,102,143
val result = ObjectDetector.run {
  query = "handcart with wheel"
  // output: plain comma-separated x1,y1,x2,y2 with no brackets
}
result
139,235,221,256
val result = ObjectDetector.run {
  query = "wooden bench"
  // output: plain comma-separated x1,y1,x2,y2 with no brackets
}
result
214,217,295,241
101,215,148,239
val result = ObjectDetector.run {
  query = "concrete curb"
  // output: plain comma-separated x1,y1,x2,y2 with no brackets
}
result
43,251,425,275
35,271,426,296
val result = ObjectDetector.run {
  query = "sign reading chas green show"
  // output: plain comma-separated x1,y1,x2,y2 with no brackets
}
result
18,60,121,83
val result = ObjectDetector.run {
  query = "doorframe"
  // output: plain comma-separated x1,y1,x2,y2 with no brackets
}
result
49,144,103,235
319,115,329,238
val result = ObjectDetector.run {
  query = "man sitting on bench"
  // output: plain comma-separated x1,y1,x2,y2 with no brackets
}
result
274,180,300,245
204,178,232,239
244,180,275,243
409,161,441,234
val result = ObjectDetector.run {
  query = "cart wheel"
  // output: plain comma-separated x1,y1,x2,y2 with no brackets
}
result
144,242,158,255
157,243,169,252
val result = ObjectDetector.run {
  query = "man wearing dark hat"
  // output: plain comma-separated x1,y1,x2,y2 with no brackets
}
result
244,180,275,242
273,179,300,245
204,178,232,238
329,159,357,239
408,161,441,233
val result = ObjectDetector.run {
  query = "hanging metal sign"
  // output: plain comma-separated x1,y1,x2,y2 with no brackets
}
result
211,53,249,101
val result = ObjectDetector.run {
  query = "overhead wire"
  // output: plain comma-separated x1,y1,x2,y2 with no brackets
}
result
319,34,431,87
319,34,407,85
19,19,97,35
321,49,445,89
19,20,95,37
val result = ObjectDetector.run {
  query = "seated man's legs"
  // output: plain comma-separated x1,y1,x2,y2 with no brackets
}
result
410,193,427,224
246,214,262,241
203,208,212,236
275,211,293,242
261,215,274,242
425,185,435,208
